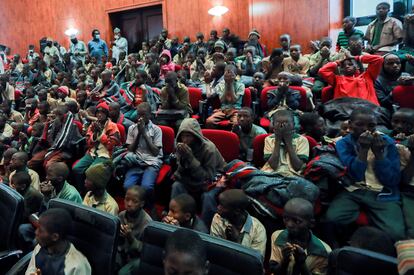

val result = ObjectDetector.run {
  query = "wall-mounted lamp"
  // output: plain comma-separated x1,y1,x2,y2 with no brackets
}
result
64,27,79,37
208,5,229,16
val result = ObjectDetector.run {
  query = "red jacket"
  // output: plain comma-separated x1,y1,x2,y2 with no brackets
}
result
319,54,383,105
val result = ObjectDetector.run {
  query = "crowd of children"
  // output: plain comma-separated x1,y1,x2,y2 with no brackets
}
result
1,2,414,274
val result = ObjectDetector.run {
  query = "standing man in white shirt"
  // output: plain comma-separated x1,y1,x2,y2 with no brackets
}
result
112,28,128,63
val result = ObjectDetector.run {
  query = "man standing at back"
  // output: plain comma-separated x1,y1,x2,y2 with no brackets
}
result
365,2,403,55
112,28,128,63
88,29,108,64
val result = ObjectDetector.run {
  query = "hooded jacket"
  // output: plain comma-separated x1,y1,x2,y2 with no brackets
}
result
159,49,175,79
174,118,225,191
375,62,409,110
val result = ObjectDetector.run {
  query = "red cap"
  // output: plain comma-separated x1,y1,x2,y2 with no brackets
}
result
57,86,69,96
96,101,109,111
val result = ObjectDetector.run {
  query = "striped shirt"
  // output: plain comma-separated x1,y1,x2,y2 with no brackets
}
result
336,29,365,51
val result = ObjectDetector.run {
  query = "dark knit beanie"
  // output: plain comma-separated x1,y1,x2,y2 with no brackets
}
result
85,160,113,189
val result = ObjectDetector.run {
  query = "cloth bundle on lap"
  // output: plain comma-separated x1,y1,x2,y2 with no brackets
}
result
304,145,353,204
320,97,391,137
223,160,319,218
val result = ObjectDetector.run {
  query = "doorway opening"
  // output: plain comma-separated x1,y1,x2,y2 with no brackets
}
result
109,4,163,53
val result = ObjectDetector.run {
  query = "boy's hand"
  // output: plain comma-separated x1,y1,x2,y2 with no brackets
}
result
395,133,406,141
273,124,283,140
120,224,133,242
407,135,414,153
40,181,54,196
137,118,145,132
281,242,295,260
176,143,193,159
358,130,373,149
231,124,242,136
406,54,414,65
215,175,228,188
371,132,386,159
162,215,179,226
293,244,307,264
225,224,241,242
282,128,293,145
320,46,331,60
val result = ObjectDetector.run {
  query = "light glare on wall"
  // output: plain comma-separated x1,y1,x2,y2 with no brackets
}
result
64,28,79,37
208,5,229,16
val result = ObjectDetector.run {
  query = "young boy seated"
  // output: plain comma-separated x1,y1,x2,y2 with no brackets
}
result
261,110,309,177
319,50,383,105
10,171,43,222
299,112,333,145
158,71,192,129
282,45,310,77
210,189,267,256
171,118,225,199
269,198,331,275
26,208,91,275
235,46,262,76
327,107,405,242
391,108,414,238
205,64,245,128
117,186,152,275
231,107,267,161
9,151,40,191
83,161,119,215
72,102,120,192
336,16,365,51
162,193,209,233
121,102,163,199
266,72,302,118
24,98,40,126
163,229,209,275
349,226,396,257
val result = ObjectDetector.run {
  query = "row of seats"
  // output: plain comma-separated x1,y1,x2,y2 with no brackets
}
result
0,182,400,274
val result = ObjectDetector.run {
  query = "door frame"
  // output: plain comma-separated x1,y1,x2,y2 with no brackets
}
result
106,0,166,48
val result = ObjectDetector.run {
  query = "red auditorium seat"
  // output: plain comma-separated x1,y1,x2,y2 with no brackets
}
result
155,125,175,185
201,129,240,162
391,85,414,109
188,87,203,120
252,133,271,168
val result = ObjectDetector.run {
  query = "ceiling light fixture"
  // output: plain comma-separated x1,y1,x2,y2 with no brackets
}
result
64,27,79,37
208,5,229,16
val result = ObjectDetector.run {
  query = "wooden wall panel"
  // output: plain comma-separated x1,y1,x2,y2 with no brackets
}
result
250,0,330,53
0,0,340,56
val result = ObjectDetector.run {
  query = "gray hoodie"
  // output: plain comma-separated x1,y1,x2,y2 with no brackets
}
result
174,118,225,191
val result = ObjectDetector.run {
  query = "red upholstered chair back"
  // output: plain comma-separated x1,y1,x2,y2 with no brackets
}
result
158,125,175,155
252,133,271,167
392,85,414,109
260,86,277,111
242,88,252,108
188,87,203,113
201,129,240,162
